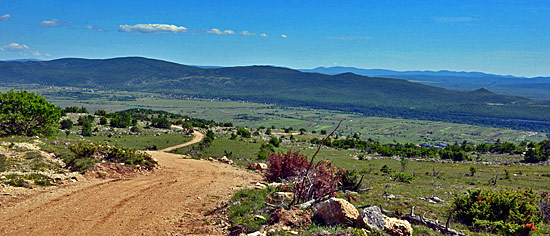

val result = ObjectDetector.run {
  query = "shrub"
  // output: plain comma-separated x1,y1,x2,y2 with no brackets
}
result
110,113,132,128
99,117,108,125
469,165,477,176
130,126,140,133
538,192,550,223
269,136,281,147
60,119,73,130
294,160,341,203
81,121,93,136
392,172,414,183
266,150,309,182
237,128,251,138
380,164,392,174
452,189,543,235
77,115,95,126
151,117,171,129
338,169,363,191
66,141,157,171
0,90,61,137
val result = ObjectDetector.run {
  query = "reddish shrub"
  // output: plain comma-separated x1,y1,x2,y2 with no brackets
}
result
266,150,309,182
294,160,342,203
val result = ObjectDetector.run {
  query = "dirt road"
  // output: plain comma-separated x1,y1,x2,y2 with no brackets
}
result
0,131,261,235
161,130,204,152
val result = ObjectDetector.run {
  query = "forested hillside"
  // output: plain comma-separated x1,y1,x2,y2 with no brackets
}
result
1,57,549,131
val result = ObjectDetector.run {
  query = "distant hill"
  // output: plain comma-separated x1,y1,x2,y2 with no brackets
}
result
300,66,550,100
1,57,549,132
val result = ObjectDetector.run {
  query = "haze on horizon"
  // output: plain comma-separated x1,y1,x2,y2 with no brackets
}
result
1,0,549,77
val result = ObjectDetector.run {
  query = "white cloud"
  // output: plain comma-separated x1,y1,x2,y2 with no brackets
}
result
118,24,187,33
40,19,60,26
3,43,30,51
281,34,287,38
1,43,50,57
259,33,268,38
86,25,102,32
435,17,474,23
240,30,255,36
0,14,10,21
207,28,235,35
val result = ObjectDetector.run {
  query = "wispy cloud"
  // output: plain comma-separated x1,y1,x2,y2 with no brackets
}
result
240,30,255,36
325,36,371,40
281,34,288,38
435,17,474,23
86,25,103,32
0,14,10,21
1,43,50,57
118,24,187,33
207,28,235,35
40,19,71,27
259,33,268,38
3,43,30,51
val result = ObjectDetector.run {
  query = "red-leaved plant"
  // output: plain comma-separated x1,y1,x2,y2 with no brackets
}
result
266,150,309,182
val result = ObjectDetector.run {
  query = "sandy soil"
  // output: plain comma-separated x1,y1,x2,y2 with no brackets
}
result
0,131,261,236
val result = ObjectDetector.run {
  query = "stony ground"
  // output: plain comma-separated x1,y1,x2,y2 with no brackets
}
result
0,132,262,236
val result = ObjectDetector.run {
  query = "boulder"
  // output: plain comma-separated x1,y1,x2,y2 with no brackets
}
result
246,231,266,236
356,206,386,232
255,182,267,189
384,217,413,236
254,162,268,170
313,198,359,226
218,156,231,163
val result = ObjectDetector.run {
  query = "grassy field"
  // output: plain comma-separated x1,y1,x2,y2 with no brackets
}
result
181,130,550,235
8,86,547,146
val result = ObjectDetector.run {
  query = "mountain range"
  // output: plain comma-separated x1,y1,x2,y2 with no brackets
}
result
300,66,550,100
1,57,549,132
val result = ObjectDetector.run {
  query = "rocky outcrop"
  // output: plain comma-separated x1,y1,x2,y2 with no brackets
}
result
313,198,359,226
356,206,386,232
384,216,413,236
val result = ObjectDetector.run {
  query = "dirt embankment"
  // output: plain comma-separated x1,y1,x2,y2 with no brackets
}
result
0,131,261,236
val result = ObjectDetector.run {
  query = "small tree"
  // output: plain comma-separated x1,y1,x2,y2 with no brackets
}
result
0,90,61,137
60,119,73,130
99,117,108,125
81,121,93,137
469,165,477,176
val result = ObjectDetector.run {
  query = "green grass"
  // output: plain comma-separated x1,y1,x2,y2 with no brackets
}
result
10,86,547,145
189,133,550,235
227,187,272,233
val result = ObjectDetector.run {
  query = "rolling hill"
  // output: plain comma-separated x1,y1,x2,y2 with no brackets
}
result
300,66,550,101
1,57,549,132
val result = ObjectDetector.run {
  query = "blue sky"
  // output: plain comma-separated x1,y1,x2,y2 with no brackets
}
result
1,0,549,77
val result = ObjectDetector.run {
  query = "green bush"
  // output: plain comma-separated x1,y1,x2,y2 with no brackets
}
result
60,119,73,130
452,189,543,235
237,128,251,138
392,172,414,183
0,90,61,137
338,169,362,191
66,141,157,172
380,164,392,174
